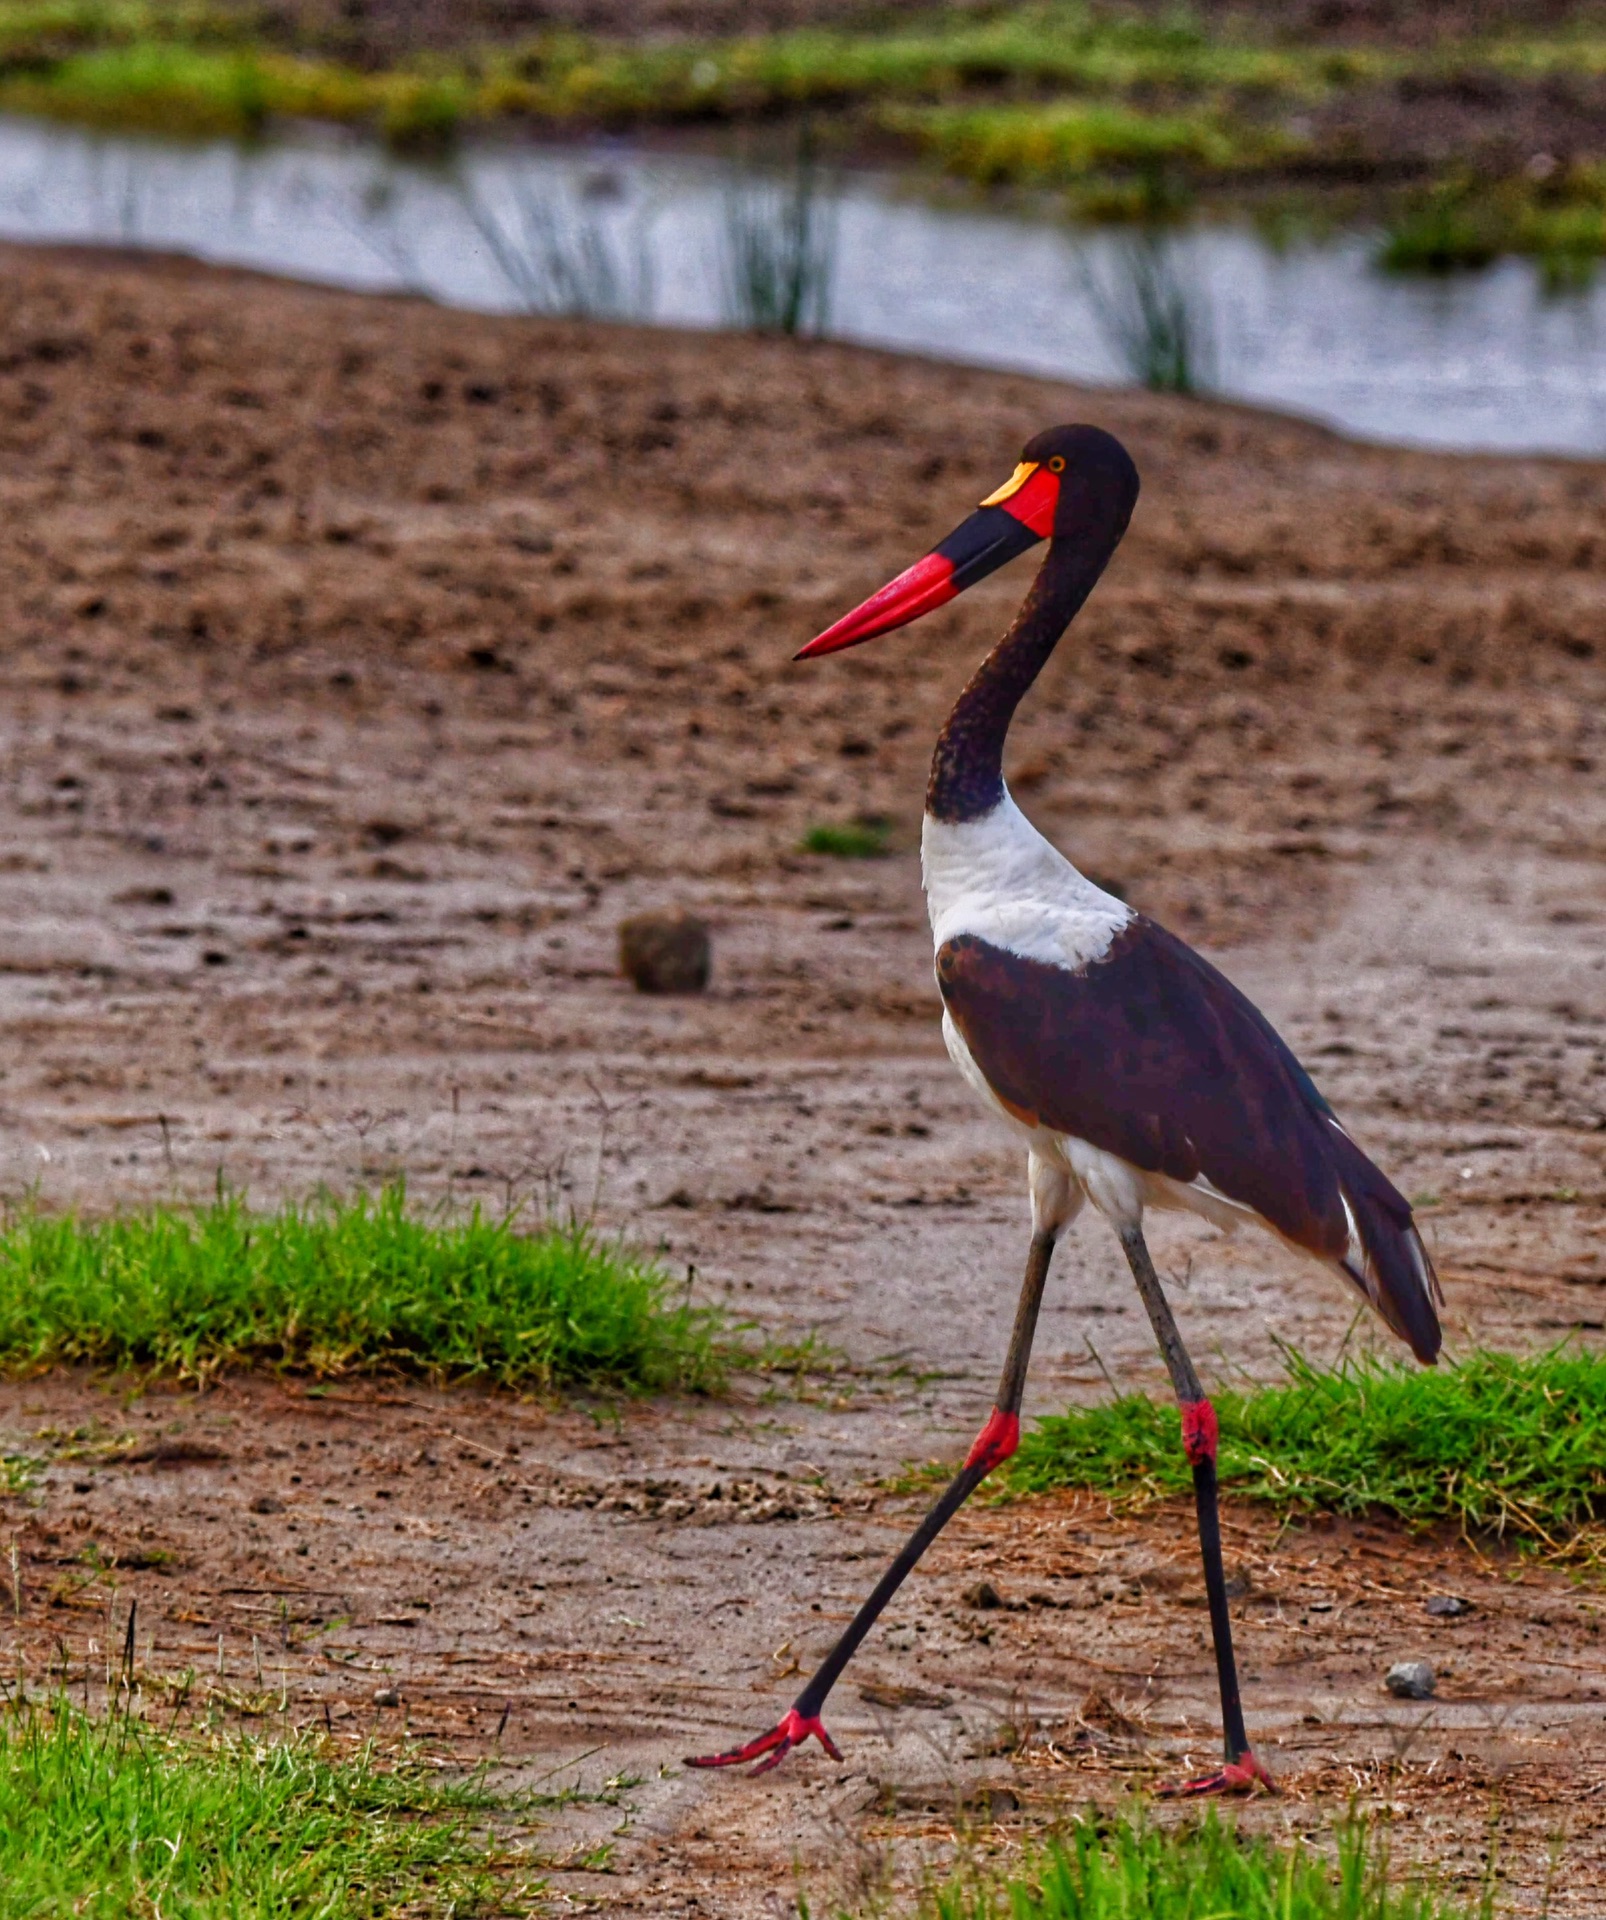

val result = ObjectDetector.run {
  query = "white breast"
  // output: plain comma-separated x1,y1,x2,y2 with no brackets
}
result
921,792,1130,972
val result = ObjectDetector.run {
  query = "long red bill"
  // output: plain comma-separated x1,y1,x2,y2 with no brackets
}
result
795,460,1060,660
795,550,959,659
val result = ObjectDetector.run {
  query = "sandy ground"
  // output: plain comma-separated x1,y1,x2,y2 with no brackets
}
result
0,246,1601,1910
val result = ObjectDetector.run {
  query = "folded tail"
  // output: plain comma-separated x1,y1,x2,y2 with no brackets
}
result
1328,1125,1443,1364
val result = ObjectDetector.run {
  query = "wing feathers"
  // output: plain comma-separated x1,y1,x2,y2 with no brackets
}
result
936,921,1442,1364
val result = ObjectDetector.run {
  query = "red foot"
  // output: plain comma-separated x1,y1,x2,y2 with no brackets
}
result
1157,1750,1277,1798
965,1406,1020,1473
685,1706,843,1776
1180,1398,1219,1466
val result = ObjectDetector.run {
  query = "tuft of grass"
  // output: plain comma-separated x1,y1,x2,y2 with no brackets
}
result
0,1700,541,1917
926,1806,1480,1920
1380,165,1606,281
1378,184,1503,273
1008,1347,1606,1562
720,125,839,336
0,1185,727,1393
1078,228,1215,393
456,170,655,317
801,817,891,858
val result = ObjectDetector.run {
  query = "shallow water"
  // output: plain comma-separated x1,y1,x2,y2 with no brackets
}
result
2,114,1604,456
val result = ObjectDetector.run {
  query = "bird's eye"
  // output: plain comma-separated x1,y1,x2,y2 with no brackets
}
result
1048,456,1066,472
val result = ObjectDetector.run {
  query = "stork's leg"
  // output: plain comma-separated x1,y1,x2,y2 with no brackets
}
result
1117,1223,1275,1797
687,1226,1058,1774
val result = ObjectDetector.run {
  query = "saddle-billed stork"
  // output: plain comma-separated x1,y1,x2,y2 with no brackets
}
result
689,424,1442,1796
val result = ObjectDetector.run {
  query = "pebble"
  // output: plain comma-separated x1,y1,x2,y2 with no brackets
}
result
1385,1660,1436,1699
372,1685,400,1707
1425,1594,1474,1618
618,908,711,994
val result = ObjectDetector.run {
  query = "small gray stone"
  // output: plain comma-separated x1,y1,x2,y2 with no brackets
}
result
372,1685,400,1708
618,909,711,994
1425,1594,1473,1619
1385,1660,1436,1700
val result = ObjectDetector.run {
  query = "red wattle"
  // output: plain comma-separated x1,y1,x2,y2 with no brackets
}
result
996,464,1060,538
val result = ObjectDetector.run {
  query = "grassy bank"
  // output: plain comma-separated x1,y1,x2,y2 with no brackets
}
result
0,1186,727,1392
1004,1349,1606,1562
925,1809,1483,1920
0,1702,540,1917
7,5,1606,267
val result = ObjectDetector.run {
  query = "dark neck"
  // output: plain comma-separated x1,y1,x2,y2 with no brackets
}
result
926,537,1111,825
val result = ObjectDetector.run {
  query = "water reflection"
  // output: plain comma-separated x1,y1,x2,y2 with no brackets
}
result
1,115,1603,455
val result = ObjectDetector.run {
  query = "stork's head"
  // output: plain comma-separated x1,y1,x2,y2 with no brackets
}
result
796,424,1139,659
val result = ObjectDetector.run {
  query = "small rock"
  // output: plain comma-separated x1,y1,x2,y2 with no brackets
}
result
963,1579,1005,1611
878,1774,1018,1816
1385,1660,1436,1700
249,1495,283,1514
618,908,710,994
857,1680,953,1711
1425,1594,1474,1618
1077,1687,1141,1738
372,1685,400,1708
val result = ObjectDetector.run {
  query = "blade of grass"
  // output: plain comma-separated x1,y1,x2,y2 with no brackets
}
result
719,123,839,337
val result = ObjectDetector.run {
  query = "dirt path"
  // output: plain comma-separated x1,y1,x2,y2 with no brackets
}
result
0,245,1601,1909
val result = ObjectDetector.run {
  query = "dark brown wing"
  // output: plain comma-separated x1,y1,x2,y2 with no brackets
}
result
936,922,1442,1362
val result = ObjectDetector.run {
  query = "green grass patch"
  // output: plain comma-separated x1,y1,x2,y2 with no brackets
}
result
500,10,1343,121
801,816,892,858
925,1806,1482,1920
1007,1348,1606,1561
0,40,473,144
886,98,1293,189
0,1186,728,1393
1380,165,1606,281
0,1701,540,1917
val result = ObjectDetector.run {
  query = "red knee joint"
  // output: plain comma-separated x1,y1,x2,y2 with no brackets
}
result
1181,1397,1218,1466
965,1407,1020,1473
